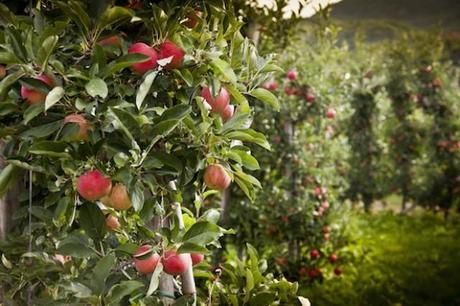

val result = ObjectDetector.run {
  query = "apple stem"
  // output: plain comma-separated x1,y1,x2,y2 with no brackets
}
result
169,181,197,304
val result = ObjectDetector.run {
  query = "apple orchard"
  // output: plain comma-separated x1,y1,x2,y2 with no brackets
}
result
1,1,460,306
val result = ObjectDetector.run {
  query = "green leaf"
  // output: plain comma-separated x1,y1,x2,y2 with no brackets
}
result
146,262,163,297
99,6,132,31
109,108,138,147
0,71,25,98
151,119,180,137
0,3,17,26
60,282,93,299
90,253,116,295
5,27,27,62
29,141,71,158
36,35,59,68
85,78,108,98
7,160,45,173
19,77,51,94
136,70,158,109
0,164,21,197
211,58,237,84
250,292,276,306
131,181,144,211
79,203,106,240
45,86,65,111
23,103,45,125
103,53,149,77
231,149,260,170
107,280,144,304
234,170,261,188
57,233,94,258
177,243,209,254
225,129,270,150
249,88,280,111
160,104,192,121
245,269,255,301
235,176,255,202
20,120,62,138
182,221,223,246
0,51,20,64
220,113,251,134
226,84,250,113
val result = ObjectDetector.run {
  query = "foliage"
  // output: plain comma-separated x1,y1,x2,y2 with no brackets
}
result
301,209,460,306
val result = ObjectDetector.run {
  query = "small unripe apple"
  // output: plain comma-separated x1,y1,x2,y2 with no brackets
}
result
101,183,132,210
305,93,315,103
201,86,230,114
204,164,231,191
0,65,6,79
310,249,320,259
77,170,112,201
334,267,343,276
286,69,297,80
106,215,120,230
21,74,54,105
128,42,159,74
326,107,336,119
162,250,192,276
221,104,234,121
190,253,204,265
133,245,160,274
98,35,121,47
329,254,338,263
158,40,185,70
64,114,88,141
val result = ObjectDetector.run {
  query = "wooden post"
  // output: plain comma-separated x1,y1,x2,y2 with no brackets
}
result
169,181,196,305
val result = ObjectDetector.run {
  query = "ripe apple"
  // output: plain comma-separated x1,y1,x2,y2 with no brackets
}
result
329,254,338,263
77,170,112,201
162,250,192,276
286,69,297,80
284,86,296,96
101,183,132,210
21,74,54,105
190,253,204,266
133,245,160,274
97,35,121,47
221,104,234,121
126,0,143,9
106,215,120,230
158,40,185,70
305,93,315,103
321,201,330,210
308,267,321,278
298,266,309,277
201,86,230,114
0,65,6,79
326,107,336,119
203,164,231,190
64,114,88,141
128,42,159,74
334,267,343,276
310,249,320,259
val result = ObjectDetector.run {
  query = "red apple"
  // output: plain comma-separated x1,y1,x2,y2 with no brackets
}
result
310,249,320,260
0,65,6,79
298,266,309,277
158,40,185,70
190,253,204,266
21,74,54,105
128,42,159,74
126,0,143,9
77,170,112,201
305,93,315,103
133,245,160,274
329,254,338,263
201,86,230,114
286,69,297,80
101,183,132,210
161,250,192,276
284,86,295,96
321,201,330,210
326,107,336,119
334,267,343,276
106,215,120,230
263,80,279,91
64,114,88,141
221,104,234,121
204,164,231,190
97,35,121,47
308,267,321,279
